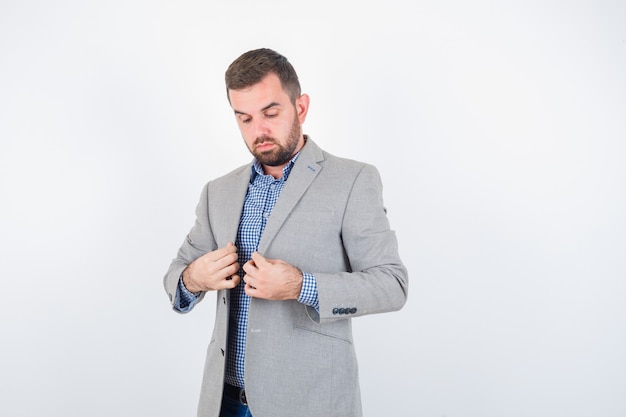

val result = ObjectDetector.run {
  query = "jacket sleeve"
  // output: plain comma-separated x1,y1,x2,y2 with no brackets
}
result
312,164,408,323
163,182,216,312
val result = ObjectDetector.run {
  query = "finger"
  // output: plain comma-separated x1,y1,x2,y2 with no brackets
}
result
216,242,238,258
213,252,239,271
251,252,271,267
244,282,258,296
221,261,240,278
242,260,257,275
223,274,241,289
243,277,256,292
224,260,240,279
203,246,236,265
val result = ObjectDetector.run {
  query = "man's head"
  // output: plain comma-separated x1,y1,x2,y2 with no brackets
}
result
225,48,301,104
225,49,310,178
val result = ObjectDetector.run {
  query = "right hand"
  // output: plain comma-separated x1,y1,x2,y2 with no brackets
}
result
182,242,240,292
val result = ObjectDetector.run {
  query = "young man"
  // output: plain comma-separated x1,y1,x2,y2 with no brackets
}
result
164,48,408,417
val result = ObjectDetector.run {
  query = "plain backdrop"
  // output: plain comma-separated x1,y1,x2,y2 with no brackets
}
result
1,1,625,416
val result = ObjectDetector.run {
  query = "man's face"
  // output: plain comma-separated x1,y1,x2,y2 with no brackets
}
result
228,73,309,169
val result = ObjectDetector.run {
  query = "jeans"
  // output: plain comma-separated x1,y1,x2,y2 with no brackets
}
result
219,396,252,417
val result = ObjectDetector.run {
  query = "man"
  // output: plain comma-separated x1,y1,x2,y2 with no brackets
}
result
164,48,408,417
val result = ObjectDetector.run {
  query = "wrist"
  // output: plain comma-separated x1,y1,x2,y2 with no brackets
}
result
182,267,200,293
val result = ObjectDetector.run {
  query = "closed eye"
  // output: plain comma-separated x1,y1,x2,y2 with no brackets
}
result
236,114,252,123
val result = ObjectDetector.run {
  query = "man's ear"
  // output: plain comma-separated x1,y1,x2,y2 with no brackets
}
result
296,93,310,124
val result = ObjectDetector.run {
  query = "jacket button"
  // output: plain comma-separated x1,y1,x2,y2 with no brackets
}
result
350,308,357,314
332,308,339,315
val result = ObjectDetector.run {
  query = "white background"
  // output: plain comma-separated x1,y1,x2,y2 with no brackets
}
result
1,1,625,416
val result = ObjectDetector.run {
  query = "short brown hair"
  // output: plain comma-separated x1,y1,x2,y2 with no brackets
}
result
225,48,301,103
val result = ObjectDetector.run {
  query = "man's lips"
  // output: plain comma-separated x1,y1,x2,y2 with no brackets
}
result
255,142,275,152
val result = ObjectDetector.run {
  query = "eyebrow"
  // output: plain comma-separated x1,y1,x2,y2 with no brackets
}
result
233,102,281,116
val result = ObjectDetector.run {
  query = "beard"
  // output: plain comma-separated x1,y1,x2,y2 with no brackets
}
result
251,114,302,166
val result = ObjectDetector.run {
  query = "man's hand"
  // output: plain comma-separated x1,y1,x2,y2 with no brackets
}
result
242,252,303,300
182,242,240,293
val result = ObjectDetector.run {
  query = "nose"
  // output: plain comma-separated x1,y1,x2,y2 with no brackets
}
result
251,118,270,138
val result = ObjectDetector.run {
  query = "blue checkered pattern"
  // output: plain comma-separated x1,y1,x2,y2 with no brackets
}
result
176,277,199,310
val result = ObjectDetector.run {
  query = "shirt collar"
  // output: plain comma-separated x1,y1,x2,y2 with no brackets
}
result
250,151,301,183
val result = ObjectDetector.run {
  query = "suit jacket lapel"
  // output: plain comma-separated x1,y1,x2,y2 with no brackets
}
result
258,139,324,254
216,165,252,247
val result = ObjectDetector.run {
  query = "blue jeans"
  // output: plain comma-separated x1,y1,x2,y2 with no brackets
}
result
219,396,252,417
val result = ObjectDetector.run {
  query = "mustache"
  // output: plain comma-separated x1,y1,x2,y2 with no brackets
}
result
254,136,276,146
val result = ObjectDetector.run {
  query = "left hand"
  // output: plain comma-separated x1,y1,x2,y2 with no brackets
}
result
242,252,303,300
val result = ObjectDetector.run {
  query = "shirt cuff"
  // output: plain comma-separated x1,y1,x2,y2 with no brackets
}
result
175,274,201,312
297,272,319,312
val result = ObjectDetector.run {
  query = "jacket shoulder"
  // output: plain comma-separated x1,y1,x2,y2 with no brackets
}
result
318,149,378,181
204,162,251,189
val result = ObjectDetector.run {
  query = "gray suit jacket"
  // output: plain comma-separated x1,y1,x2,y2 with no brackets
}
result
164,138,408,417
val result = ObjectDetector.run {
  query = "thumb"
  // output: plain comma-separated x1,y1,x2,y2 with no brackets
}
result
251,252,270,266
